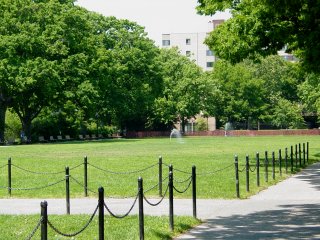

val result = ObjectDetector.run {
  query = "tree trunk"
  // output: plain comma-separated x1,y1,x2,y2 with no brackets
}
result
21,118,32,143
181,117,186,134
0,103,7,143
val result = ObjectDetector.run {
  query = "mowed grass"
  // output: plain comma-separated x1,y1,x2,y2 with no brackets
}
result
0,135,319,199
0,214,200,240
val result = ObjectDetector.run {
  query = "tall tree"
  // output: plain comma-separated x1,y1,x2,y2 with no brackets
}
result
89,16,163,131
197,0,320,72
210,59,268,128
150,48,204,132
0,0,96,141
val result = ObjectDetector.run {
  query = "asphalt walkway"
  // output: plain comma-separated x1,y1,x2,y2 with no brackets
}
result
175,162,320,239
1,162,320,239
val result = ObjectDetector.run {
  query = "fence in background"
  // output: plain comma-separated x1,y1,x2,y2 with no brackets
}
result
0,142,311,239
234,142,309,198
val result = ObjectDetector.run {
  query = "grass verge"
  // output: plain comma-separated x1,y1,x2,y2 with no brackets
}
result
0,136,318,199
0,214,201,239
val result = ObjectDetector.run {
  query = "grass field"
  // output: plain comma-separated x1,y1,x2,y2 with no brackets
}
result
0,214,200,239
0,135,318,199
0,135,318,239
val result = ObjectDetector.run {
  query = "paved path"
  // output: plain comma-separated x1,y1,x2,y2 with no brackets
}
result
1,163,320,239
175,162,320,239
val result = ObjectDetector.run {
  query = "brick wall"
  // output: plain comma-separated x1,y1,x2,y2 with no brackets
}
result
126,129,320,138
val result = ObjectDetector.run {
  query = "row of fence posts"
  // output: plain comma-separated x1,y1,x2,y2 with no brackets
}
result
38,165,197,240
234,142,309,198
5,155,193,206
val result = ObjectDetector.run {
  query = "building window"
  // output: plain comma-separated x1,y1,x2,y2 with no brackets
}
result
206,50,214,56
206,62,213,68
186,51,191,57
162,40,170,46
186,38,191,45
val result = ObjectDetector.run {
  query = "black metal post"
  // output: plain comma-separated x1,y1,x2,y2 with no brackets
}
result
290,145,294,173
8,157,11,196
264,151,268,183
98,187,104,240
246,155,249,192
41,201,48,240
285,148,288,174
169,171,174,231
279,149,282,177
299,143,302,167
235,155,240,198
159,156,162,197
256,152,260,187
84,156,88,197
138,177,144,240
303,143,306,166
192,165,197,218
272,152,275,180
307,142,309,163
295,144,298,168
65,167,70,214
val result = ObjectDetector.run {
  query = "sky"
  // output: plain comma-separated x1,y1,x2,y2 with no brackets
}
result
75,0,231,46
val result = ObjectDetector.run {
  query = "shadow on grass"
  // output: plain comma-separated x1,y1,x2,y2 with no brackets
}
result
42,138,140,145
151,230,171,240
151,222,198,240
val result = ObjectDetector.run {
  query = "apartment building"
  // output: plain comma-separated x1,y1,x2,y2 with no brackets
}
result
161,20,224,71
162,19,296,71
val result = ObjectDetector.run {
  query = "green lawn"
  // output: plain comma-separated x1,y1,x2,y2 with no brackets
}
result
0,214,200,239
0,136,318,199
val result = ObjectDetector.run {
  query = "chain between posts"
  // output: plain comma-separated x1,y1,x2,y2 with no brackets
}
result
88,162,158,175
173,175,192,184
173,178,192,194
0,164,7,169
104,193,139,219
196,163,234,176
11,163,82,175
48,204,99,237
25,217,42,240
70,176,98,194
143,184,169,206
5,178,65,191
143,176,169,194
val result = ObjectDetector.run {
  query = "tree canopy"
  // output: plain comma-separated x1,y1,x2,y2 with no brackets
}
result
0,0,163,141
197,0,320,72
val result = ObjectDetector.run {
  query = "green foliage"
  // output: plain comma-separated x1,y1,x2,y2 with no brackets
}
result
271,98,305,129
4,109,21,142
298,73,320,119
0,0,164,139
207,59,268,125
197,0,320,72
150,48,204,131
196,117,207,131
202,56,307,129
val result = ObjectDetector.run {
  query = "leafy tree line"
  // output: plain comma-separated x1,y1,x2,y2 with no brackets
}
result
1,0,320,143
195,0,320,129
0,0,208,142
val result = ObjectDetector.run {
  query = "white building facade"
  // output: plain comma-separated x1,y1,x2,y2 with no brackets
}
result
161,20,224,71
